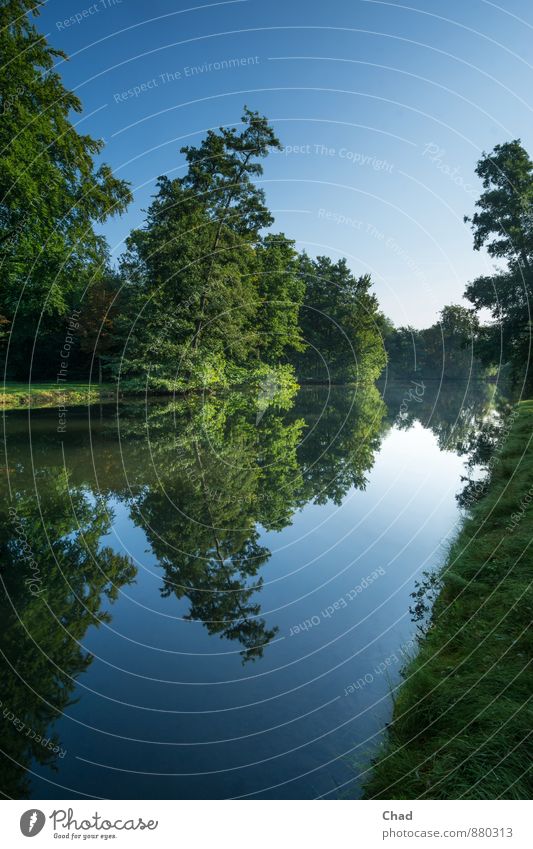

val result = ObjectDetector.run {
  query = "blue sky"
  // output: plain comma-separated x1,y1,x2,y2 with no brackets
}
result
37,0,533,326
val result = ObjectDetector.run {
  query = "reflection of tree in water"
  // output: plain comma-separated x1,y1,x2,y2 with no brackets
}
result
0,469,135,798
454,390,517,509
381,378,498,452
131,404,291,663
0,383,387,793
116,392,299,662
293,384,387,505
381,377,517,510
127,387,388,661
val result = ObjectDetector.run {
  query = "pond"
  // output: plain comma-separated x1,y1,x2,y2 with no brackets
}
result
0,379,497,799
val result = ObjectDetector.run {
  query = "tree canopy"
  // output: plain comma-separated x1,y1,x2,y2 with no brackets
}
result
464,140,533,388
0,4,386,390
0,0,132,379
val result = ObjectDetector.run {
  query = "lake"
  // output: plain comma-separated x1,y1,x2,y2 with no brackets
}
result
0,379,497,799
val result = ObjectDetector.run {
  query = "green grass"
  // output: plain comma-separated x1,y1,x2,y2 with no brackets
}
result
1,365,301,410
1,381,116,409
363,400,533,799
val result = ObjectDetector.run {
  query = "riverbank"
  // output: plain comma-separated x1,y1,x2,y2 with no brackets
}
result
1,382,117,410
363,399,533,799
0,366,299,410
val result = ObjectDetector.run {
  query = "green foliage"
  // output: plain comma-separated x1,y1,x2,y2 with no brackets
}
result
119,192,385,388
1,5,386,391
292,254,387,383
386,305,485,381
115,114,383,389
0,0,385,391
255,234,306,359
465,140,533,265
118,110,290,386
464,140,533,388
0,1,132,379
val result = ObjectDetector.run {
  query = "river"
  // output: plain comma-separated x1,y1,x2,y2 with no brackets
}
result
0,379,498,799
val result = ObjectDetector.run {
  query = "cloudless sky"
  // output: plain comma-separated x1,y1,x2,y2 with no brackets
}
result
36,0,533,327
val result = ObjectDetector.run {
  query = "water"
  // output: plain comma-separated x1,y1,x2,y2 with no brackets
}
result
0,380,496,799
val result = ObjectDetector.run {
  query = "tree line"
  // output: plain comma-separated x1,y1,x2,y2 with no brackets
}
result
0,2,385,390
384,140,533,387
1,2,532,390
383,304,487,381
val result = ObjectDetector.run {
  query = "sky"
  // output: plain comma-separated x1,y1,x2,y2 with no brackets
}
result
35,0,533,327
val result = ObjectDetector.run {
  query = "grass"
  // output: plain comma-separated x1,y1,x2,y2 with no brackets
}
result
0,365,300,410
363,399,533,799
1,381,117,409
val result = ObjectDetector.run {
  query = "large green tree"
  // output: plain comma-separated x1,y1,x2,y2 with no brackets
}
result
0,0,132,379
119,109,298,389
255,233,305,361
293,254,387,383
464,140,533,387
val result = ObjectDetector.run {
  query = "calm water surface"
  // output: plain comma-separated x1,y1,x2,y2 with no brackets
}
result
0,381,495,798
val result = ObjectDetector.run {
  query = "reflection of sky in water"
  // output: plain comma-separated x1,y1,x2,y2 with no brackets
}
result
37,424,462,796
1,382,497,799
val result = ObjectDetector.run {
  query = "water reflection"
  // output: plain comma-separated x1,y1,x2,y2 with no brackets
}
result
0,379,501,797
0,472,135,797
381,377,498,450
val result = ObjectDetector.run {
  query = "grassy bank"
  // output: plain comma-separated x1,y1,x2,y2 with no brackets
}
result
364,400,533,799
1,366,299,410
1,382,117,410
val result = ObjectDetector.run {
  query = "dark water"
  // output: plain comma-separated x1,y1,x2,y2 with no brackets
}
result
0,380,497,799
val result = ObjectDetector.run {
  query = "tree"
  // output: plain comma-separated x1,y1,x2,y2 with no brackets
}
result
119,176,259,387
127,393,299,661
119,109,283,388
438,304,478,336
0,1,132,379
423,305,481,380
79,269,122,385
385,307,484,381
293,254,387,383
465,140,533,270
180,107,281,346
464,140,533,387
255,233,305,360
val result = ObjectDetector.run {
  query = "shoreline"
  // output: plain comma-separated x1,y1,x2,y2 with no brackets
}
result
1,383,118,411
1,375,496,412
0,376,376,411
362,399,533,799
